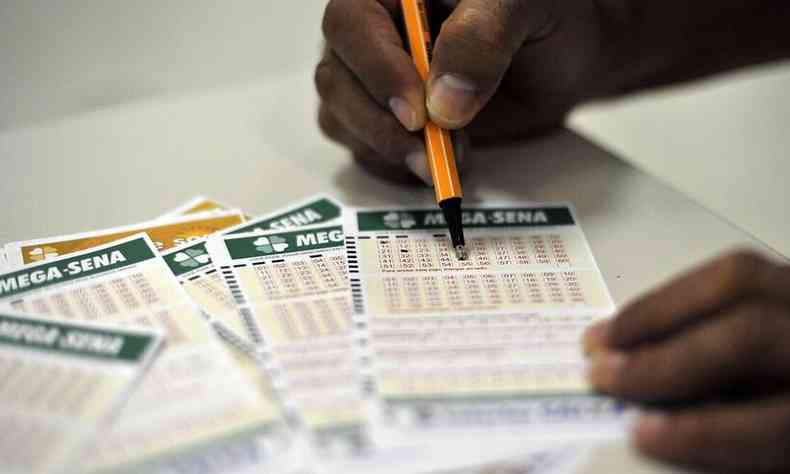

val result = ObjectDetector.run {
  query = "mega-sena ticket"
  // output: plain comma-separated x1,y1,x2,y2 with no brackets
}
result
161,195,342,342
0,311,163,474
0,234,289,473
343,204,621,431
207,224,368,453
160,195,343,400
3,209,245,267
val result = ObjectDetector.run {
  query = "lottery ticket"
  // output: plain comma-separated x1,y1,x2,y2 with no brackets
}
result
207,224,368,455
159,195,343,405
0,311,163,474
160,195,234,218
343,204,622,437
0,234,290,473
161,194,343,346
3,209,246,267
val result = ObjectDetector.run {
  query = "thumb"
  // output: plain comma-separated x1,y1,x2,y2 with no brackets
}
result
427,0,554,128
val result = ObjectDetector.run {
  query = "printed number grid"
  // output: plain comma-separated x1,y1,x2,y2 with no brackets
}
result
0,351,125,473
7,268,196,344
247,294,353,342
243,255,347,301
187,272,237,312
368,233,589,274
367,270,608,315
0,353,112,417
229,252,365,432
378,362,587,398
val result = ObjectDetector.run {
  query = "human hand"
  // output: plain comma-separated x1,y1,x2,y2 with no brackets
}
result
316,0,626,184
584,251,790,473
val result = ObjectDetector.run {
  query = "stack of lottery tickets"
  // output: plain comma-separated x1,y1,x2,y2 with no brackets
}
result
0,194,627,474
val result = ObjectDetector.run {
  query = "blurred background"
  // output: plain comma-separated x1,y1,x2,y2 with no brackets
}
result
1,0,788,255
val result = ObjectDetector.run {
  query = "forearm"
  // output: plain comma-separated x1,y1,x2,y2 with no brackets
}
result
605,0,790,95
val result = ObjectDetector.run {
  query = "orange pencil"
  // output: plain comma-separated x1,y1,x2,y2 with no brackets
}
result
400,0,467,260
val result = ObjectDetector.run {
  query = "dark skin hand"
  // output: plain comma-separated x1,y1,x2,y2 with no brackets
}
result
584,251,790,474
318,1,790,469
316,0,790,184
317,0,615,184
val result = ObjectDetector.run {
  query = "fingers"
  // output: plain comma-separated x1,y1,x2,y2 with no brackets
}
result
323,0,426,131
585,251,790,352
634,396,790,473
587,301,790,402
427,0,555,128
315,50,426,173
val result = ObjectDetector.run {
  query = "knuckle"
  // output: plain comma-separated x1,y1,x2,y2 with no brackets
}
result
717,250,766,284
700,250,767,301
727,304,779,360
314,58,336,101
441,9,512,63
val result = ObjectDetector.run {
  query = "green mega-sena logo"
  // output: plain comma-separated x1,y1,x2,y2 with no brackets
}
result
0,238,155,299
357,207,576,231
0,313,156,362
228,197,342,235
164,241,213,277
225,225,344,260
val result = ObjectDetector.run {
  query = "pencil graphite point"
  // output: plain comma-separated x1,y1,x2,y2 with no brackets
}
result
454,245,468,261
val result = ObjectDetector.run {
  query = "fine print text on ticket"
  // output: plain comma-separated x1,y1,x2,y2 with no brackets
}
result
343,203,624,439
0,233,291,473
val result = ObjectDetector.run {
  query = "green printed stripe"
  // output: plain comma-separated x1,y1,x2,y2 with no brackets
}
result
228,198,341,235
357,207,575,231
0,313,156,362
0,238,155,299
225,225,344,261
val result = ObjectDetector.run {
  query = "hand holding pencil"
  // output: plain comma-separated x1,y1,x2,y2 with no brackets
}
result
317,0,587,183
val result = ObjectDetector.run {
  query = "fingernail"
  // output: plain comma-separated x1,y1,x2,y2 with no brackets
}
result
389,97,419,131
582,320,611,356
427,74,478,127
405,151,433,187
587,351,627,391
634,412,668,442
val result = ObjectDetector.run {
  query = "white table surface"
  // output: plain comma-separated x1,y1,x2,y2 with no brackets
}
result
0,69,779,472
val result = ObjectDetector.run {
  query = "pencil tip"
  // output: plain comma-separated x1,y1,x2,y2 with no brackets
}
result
454,245,468,261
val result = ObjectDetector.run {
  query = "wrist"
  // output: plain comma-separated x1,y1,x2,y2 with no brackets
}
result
599,0,790,96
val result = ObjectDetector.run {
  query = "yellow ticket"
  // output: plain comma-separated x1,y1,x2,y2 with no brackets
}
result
4,210,245,267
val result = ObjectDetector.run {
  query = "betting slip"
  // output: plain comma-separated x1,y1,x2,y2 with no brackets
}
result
0,311,163,474
161,195,343,347
343,204,621,435
160,195,344,406
207,224,368,454
0,234,289,473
